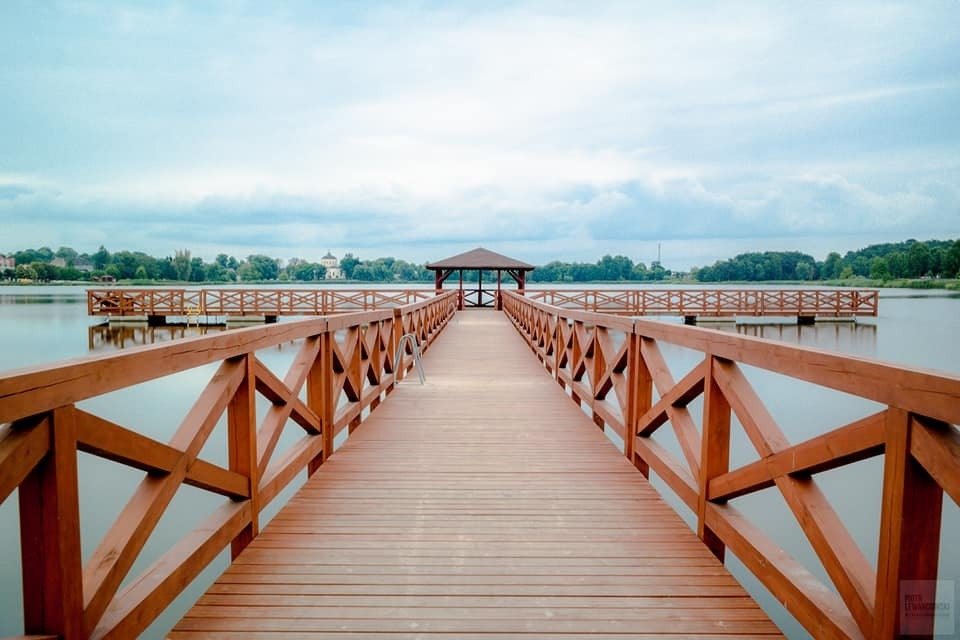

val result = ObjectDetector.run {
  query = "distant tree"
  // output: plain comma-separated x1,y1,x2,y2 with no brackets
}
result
173,249,192,281
189,257,205,282
887,252,908,278
93,245,111,270
870,257,890,281
946,240,960,277
631,262,648,281
15,264,37,280
794,262,813,280
245,254,280,280
839,266,855,279
907,242,931,276
55,246,78,263
821,252,842,279
134,266,148,280
351,264,375,281
31,262,56,281
648,262,669,281
340,253,361,279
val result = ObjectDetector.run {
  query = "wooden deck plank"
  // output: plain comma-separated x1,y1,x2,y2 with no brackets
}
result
172,311,782,638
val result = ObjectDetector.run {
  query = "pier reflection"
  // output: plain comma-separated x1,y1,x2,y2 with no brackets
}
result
728,321,877,356
88,323,228,353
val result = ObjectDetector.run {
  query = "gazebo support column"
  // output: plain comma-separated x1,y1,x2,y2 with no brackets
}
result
458,269,464,310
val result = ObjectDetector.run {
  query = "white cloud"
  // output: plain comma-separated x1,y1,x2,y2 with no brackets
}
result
0,1,958,266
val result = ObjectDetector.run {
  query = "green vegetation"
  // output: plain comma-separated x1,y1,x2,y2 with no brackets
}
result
529,255,670,282
0,246,433,284
3,238,957,286
691,239,960,284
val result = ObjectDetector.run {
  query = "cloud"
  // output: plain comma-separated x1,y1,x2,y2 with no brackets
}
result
0,1,958,267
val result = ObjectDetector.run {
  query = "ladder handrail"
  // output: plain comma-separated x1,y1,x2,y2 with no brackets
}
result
393,333,425,384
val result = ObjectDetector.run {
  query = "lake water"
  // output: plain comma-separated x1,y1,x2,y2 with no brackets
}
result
0,284,958,638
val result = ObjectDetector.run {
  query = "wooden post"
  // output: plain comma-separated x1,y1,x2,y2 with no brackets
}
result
308,332,335,475
496,270,502,310
19,407,84,640
873,408,944,639
698,356,731,561
227,355,259,559
458,269,464,310
631,335,654,477
392,308,405,384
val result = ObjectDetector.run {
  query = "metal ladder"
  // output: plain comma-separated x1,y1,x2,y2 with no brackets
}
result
393,333,425,384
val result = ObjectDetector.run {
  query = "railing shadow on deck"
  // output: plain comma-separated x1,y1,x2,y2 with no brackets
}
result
0,291,458,640
502,290,959,640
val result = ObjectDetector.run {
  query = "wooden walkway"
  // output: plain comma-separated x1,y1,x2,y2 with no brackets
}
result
171,310,782,639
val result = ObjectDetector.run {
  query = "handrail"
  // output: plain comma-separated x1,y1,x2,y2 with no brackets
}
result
0,289,458,639
86,288,436,317
525,288,880,318
501,289,958,639
393,333,425,384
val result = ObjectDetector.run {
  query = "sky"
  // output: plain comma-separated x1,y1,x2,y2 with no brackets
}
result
1,1,958,270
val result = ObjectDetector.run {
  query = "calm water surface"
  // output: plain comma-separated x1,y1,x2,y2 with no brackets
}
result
0,284,957,638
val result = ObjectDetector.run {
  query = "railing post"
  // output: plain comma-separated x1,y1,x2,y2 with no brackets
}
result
873,408,944,638
391,308,405,384
227,355,259,559
308,331,335,475
629,332,653,477
19,407,84,640
698,356,731,561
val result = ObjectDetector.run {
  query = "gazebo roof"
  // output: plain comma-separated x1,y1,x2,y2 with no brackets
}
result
426,247,535,271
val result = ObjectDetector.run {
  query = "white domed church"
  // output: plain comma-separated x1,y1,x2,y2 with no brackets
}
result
320,252,343,279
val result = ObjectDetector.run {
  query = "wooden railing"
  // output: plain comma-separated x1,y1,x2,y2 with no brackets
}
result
0,291,457,640
502,290,958,639
526,288,879,318
86,288,435,317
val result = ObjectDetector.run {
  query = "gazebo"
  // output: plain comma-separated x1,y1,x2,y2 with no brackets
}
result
426,248,535,309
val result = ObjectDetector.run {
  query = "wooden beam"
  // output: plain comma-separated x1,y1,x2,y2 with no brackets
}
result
82,358,246,635
75,410,248,500
873,409,944,639
910,415,960,507
698,356,730,561
19,407,84,640
228,355,259,559
0,416,50,505
708,410,886,502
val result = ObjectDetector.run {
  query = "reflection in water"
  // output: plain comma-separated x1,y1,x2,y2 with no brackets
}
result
730,321,878,356
88,323,227,352
87,322,307,354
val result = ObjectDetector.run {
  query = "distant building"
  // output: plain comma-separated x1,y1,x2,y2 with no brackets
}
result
320,252,343,279
51,257,67,268
0,254,15,269
73,257,94,272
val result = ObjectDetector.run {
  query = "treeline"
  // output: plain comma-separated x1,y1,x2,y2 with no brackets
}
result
530,256,671,282
1,246,433,283
692,239,960,282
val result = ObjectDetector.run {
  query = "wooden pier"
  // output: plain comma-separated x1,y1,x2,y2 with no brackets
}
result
86,287,879,324
86,288,435,323
171,311,779,638
1,289,956,639
525,288,879,322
